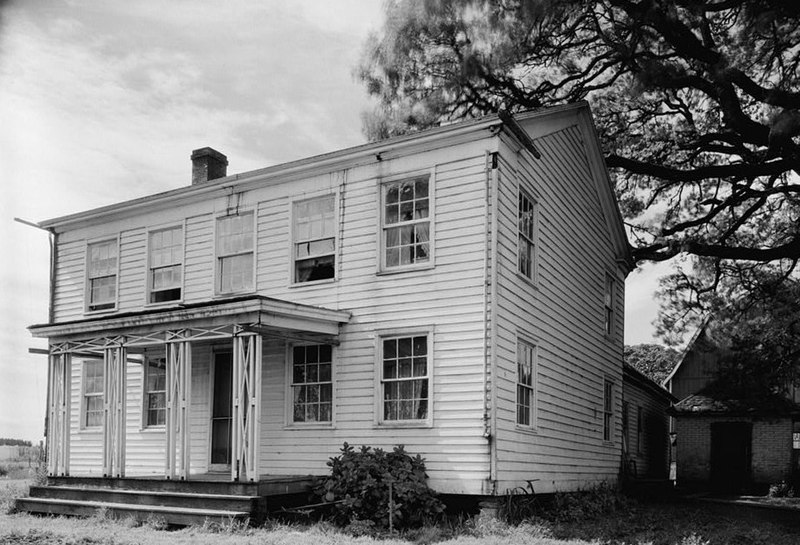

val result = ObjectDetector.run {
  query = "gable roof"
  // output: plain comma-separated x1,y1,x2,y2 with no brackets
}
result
624,363,677,403
662,316,711,388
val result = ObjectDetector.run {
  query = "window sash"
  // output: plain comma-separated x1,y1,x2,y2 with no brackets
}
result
290,344,333,423
216,214,254,257
516,340,536,426
83,360,103,428
218,253,254,293
293,196,336,283
145,357,167,427
603,380,613,441
87,241,118,309
382,178,430,268
518,191,536,279
604,276,615,335
149,227,183,302
381,335,429,421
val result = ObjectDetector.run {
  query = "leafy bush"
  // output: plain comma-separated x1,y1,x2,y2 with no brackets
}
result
0,465,8,478
768,481,795,498
316,442,444,529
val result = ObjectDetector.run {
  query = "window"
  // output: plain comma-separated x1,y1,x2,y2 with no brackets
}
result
516,339,536,427
83,360,104,428
637,406,644,454
148,226,183,303
381,176,430,269
604,274,615,336
622,401,630,450
144,356,166,427
290,344,333,423
518,189,536,280
293,196,335,283
216,213,254,293
380,334,430,422
603,379,614,441
86,239,118,311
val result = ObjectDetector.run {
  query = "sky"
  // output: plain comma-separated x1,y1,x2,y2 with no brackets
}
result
0,1,667,443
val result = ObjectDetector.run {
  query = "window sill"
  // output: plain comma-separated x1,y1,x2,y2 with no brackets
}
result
139,426,166,433
289,278,336,289
144,300,183,309
515,271,539,290
376,263,434,276
213,289,256,299
375,420,432,429
84,307,118,317
515,424,539,435
284,423,334,430
78,428,103,435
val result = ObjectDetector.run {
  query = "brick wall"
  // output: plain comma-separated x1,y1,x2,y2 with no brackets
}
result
676,416,792,486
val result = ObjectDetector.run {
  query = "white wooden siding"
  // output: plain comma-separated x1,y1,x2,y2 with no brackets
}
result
492,126,625,494
53,139,495,494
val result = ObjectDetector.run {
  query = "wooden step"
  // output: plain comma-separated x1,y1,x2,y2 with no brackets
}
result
45,476,260,496
16,497,250,526
28,485,262,513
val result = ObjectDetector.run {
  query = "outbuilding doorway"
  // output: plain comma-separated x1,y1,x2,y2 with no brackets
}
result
710,421,752,493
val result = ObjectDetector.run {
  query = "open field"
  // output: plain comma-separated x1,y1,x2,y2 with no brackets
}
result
2,480,799,545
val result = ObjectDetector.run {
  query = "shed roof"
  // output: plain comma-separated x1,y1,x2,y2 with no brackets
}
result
668,393,800,417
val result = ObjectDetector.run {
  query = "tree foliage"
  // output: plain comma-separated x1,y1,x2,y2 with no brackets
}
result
359,0,800,340
624,344,680,384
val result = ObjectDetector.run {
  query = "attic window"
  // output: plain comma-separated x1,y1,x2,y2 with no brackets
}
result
293,195,335,283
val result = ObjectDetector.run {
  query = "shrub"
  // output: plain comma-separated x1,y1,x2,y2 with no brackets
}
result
316,442,444,530
0,465,8,478
768,481,795,498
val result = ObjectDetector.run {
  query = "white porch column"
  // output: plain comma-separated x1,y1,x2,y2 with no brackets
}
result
46,352,71,476
232,331,262,482
102,345,127,478
165,339,192,480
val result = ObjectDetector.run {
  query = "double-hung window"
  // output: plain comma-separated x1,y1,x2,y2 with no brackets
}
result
516,339,536,427
148,226,183,303
293,195,335,283
83,360,104,428
603,379,614,441
290,344,333,423
381,176,430,270
636,406,643,454
216,212,254,294
144,356,167,427
86,239,118,311
518,189,537,280
604,274,615,336
380,333,430,422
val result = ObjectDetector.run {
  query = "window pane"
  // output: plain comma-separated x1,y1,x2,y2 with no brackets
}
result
219,253,253,292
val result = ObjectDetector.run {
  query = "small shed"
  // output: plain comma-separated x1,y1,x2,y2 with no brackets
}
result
669,393,800,493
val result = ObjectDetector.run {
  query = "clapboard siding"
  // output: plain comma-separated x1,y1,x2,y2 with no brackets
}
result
492,124,626,493
622,375,671,479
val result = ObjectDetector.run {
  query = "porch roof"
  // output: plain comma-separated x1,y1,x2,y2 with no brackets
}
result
28,295,351,346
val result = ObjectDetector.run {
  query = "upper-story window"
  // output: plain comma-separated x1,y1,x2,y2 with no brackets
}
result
216,212,254,294
518,189,537,281
604,274,615,336
293,195,335,283
148,226,183,303
86,239,118,312
381,176,431,270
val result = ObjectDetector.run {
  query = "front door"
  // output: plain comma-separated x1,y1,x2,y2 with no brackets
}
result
210,351,233,470
710,421,752,493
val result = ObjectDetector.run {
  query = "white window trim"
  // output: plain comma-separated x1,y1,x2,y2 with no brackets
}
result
84,235,120,314
374,326,434,428
213,209,257,296
603,377,614,444
376,169,436,274
79,358,104,431
288,192,339,287
145,222,185,307
604,272,616,338
515,334,538,432
141,352,167,430
284,342,336,428
516,184,539,286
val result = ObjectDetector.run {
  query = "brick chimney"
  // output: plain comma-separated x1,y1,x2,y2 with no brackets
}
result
191,147,228,185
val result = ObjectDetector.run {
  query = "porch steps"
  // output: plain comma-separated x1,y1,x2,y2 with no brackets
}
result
17,477,270,526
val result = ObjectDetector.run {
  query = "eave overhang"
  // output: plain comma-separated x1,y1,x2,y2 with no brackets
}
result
28,295,351,344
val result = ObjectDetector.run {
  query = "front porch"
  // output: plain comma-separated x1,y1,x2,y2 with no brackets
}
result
23,295,349,523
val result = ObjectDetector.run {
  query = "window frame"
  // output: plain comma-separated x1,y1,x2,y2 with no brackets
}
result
636,405,644,454
85,237,120,313
146,223,185,306
377,170,435,274
285,343,336,428
516,186,539,284
142,353,167,429
604,273,616,337
603,378,614,443
289,193,338,286
374,326,434,428
80,359,104,430
214,210,256,296
515,336,538,430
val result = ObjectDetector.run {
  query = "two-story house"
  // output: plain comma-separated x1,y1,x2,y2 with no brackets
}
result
20,102,633,524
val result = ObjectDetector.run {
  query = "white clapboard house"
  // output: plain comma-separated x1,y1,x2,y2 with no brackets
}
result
21,102,632,524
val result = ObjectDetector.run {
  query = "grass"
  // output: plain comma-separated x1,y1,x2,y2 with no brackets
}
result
1,481,798,545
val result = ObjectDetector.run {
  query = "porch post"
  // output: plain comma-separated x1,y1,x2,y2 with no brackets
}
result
102,345,126,478
232,330,262,482
46,351,71,476
165,338,192,480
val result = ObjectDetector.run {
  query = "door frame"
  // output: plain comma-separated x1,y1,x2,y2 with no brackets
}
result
208,346,233,473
